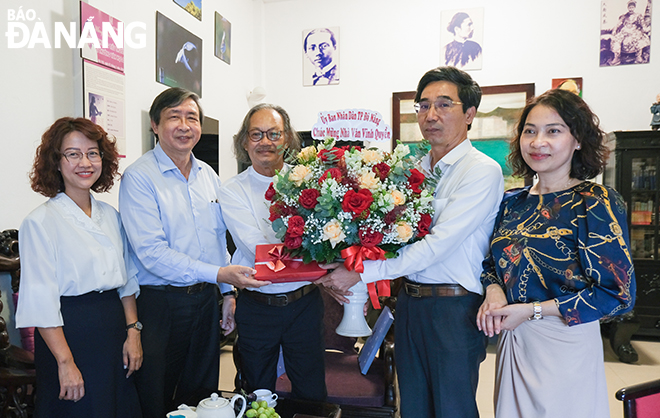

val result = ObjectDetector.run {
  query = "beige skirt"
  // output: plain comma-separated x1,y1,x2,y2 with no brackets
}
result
494,316,609,418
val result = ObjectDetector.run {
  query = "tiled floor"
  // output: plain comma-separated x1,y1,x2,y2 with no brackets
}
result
218,338,660,418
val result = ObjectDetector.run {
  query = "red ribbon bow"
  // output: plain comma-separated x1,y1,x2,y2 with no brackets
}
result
340,245,390,309
265,245,301,272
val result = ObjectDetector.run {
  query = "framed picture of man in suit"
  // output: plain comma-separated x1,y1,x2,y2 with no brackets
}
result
303,27,340,86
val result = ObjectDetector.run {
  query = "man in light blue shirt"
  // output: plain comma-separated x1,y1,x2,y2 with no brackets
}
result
119,87,266,418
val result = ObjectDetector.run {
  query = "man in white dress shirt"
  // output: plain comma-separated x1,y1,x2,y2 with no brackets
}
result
219,104,327,401
317,67,504,417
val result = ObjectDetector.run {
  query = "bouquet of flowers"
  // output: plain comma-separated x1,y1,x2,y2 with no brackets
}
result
266,138,438,289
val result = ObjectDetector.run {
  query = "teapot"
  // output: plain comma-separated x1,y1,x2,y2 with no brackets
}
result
167,393,246,418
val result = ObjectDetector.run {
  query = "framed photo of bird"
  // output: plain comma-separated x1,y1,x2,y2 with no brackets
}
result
215,12,231,64
156,11,202,96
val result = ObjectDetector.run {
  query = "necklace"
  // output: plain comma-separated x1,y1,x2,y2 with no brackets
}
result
531,177,582,195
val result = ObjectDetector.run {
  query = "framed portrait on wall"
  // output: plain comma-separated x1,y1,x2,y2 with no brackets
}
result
392,83,534,190
600,0,652,67
440,8,484,70
303,27,340,86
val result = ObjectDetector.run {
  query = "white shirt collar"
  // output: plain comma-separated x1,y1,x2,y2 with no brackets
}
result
421,138,473,173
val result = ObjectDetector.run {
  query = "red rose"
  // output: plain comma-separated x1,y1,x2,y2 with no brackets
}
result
417,213,433,237
384,205,406,225
372,162,391,181
287,215,305,237
319,167,343,184
340,145,361,152
269,203,283,222
265,182,277,201
318,147,345,163
284,234,303,249
341,189,373,215
299,188,321,209
269,202,296,222
359,228,384,248
407,168,425,194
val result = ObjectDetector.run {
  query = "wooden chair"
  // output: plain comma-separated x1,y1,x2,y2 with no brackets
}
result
616,379,660,418
0,229,36,418
234,280,401,418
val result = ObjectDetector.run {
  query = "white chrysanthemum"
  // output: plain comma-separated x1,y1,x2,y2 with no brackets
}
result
344,151,363,171
393,143,410,161
375,193,395,213
417,190,434,207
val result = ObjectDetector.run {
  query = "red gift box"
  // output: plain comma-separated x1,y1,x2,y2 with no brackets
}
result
254,244,326,283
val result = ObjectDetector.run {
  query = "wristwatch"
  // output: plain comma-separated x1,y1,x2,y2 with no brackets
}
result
126,321,143,331
529,302,543,321
222,289,238,298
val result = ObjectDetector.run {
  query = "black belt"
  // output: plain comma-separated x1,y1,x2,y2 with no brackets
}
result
142,282,208,295
404,280,468,297
243,284,316,307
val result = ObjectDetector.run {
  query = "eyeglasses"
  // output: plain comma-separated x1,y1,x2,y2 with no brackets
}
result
413,98,463,114
249,129,283,142
61,150,103,163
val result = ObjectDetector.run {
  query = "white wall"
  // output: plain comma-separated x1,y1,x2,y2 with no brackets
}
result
0,0,260,343
262,0,659,136
0,0,658,344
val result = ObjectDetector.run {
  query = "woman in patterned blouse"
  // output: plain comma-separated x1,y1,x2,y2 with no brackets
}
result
476,89,636,418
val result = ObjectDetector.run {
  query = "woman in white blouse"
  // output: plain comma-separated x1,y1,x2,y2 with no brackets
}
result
16,117,142,417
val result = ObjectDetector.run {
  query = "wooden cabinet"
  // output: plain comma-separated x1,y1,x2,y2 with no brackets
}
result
604,131,660,338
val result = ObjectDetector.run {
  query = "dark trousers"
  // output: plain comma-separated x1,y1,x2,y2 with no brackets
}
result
235,287,327,401
395,288,487,418
134,285,220,418
34,291,141,418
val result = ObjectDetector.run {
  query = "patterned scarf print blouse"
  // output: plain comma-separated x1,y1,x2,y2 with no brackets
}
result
481,182,636,326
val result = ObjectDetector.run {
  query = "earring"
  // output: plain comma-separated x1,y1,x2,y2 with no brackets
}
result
576,145,581,150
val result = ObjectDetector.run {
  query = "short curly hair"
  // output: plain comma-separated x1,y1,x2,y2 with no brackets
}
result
508,89,609,180
29,117,120,197
232,104,301,164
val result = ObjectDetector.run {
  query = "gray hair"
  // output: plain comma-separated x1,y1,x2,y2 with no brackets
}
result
233,104,301,164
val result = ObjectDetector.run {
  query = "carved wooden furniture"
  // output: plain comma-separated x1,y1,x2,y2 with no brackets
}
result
0,229,36,418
